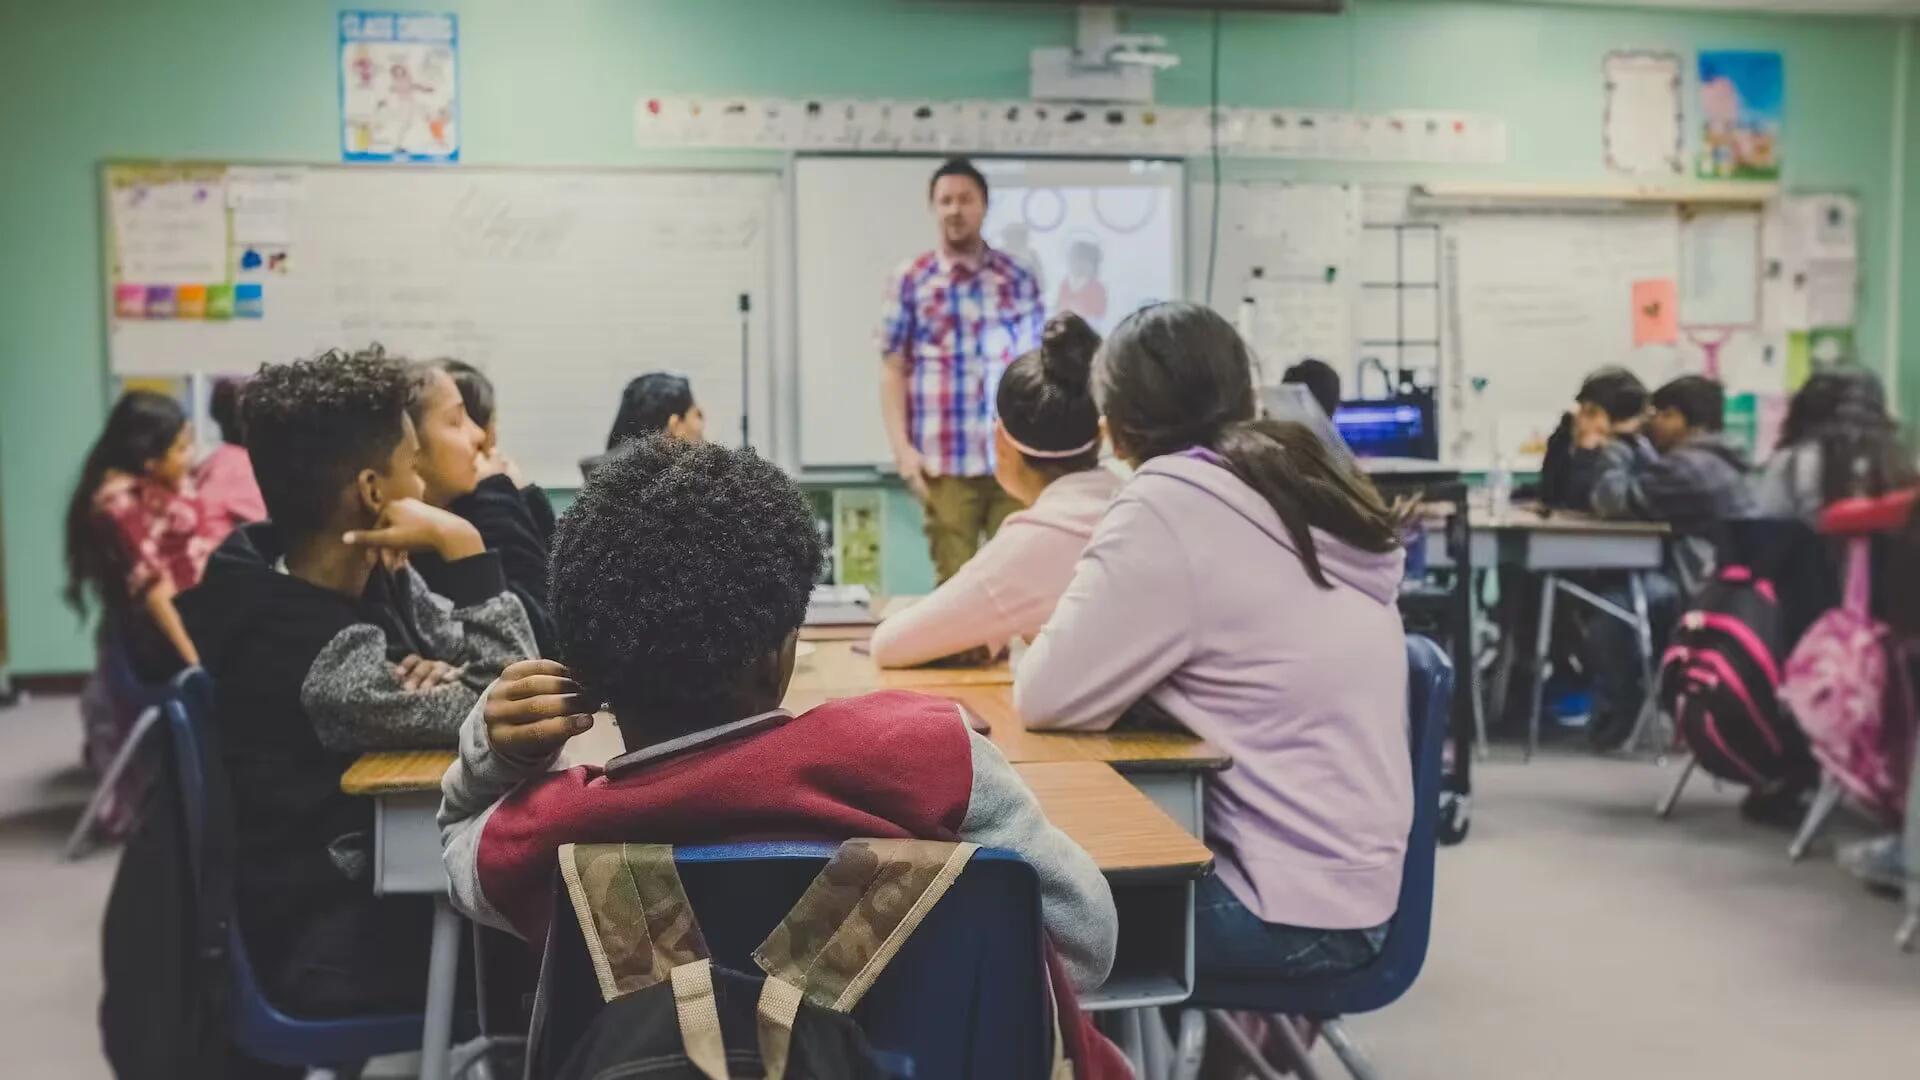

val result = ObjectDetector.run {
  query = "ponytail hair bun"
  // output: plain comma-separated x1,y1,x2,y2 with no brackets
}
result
1038,312,1099,396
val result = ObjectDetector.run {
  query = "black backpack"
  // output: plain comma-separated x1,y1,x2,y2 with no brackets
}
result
1658,564,1816,788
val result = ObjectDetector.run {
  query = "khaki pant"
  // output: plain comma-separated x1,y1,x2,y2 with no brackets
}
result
921,474,1023,583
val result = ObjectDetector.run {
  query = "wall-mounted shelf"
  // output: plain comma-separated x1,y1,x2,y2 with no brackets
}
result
1412,180,1779,211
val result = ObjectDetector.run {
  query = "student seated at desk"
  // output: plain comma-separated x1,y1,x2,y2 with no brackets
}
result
406,359,559,654
578,370,706,479
871,313,1121,668
438,435,1127,1078
65,391,219,837
441,358,559,541
176,348,536,1026
1574,376,1754,749
1014,302,1411,983
1753,367,1915,523
195,376,267,537
1538,367,1651,511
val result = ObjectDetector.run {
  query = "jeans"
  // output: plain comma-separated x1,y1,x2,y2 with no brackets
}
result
1193,875,1389,981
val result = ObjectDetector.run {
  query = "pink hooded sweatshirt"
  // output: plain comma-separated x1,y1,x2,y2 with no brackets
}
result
1016,452,1411,929
871,468,1122,669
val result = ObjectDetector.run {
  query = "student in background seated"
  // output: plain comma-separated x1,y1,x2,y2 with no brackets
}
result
579,371,705,479
1538,367,1651,511
65,390,220,836
1281,357,1341,420
1752,366,1915,521
194,377,267,536
177,348,535,1028
406,361,557,655
438,436,1127,1078
1015,302,1411,986
870,313,1120,668
1589,375,1754,577
440,358,559,542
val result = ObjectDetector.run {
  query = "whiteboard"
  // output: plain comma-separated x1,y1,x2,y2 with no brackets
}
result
105,164,780,487
793,155,1184,469
1445,209,1688,469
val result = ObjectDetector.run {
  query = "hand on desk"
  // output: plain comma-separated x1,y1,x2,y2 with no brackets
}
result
487,659,594,759
394,654,464,691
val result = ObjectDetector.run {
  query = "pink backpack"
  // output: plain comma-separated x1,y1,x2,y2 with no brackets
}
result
1779,539,1918,824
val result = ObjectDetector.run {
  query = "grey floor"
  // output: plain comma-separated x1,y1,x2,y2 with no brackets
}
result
3,692,1915,1079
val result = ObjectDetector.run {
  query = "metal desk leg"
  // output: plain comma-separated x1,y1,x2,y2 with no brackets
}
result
420,895,461,1080
1625,572,1662,755
1528,573,1558,762
1901,702,1920,951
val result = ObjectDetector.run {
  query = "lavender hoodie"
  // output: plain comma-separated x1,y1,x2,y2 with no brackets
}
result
1016,453,1411,929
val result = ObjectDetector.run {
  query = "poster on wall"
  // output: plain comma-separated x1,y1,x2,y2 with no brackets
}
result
1696,50,1782,180
340,11,459,163
1602,51,1682,175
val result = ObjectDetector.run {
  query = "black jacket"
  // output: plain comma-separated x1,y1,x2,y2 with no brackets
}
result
414,474,557,655
176,522,535,983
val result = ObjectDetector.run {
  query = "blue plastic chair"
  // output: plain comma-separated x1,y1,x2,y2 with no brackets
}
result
1176,634,1453,1080
63,621,178,859
532,842,1055,1080
162,667,429,1072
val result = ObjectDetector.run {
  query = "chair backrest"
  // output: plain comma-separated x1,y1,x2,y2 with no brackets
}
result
161,666,423,1065
535,842,1053,1080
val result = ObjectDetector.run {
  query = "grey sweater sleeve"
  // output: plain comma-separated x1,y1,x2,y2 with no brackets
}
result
397,562,538,683
438,683,561,934
299,573,536,752
958,724,1118,992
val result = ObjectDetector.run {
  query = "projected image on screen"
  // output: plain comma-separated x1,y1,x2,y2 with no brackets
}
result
982,170,1178,336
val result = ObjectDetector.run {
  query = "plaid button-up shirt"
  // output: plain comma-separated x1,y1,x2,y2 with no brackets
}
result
878,247,1045,477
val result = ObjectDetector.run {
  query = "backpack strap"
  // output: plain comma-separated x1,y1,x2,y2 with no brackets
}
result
752,838,979,1013
558,842,711,1002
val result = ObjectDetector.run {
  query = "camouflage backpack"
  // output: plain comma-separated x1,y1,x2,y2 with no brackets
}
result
535,838,1016,1080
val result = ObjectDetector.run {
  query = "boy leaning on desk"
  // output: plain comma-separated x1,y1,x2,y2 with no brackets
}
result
1531,369,1754,750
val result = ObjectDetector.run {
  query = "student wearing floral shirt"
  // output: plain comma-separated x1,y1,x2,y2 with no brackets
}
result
64,390,222,836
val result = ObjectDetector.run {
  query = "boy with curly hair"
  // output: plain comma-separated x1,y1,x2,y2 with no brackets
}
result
177,346,536,1022
438,435,1126,1076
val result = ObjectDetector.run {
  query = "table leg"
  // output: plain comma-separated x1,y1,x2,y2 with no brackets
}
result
1528,573,1558,762
420,895,461,1080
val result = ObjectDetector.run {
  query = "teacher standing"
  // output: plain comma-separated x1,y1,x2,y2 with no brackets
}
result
879,158,1046,582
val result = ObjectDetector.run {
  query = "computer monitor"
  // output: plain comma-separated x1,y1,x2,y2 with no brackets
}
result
1333,395,1438,460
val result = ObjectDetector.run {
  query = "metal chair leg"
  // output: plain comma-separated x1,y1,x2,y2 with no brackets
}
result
1528,574,1558,762
1657,754,1697,819
1898,909,1919,952
1207,1011,1311,1080
1320,1019,1381,1080
63,705,162,861
1170,1010,1207,1080
1789,774,1844,862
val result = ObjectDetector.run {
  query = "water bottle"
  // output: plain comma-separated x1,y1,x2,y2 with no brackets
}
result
1488,454,1513,520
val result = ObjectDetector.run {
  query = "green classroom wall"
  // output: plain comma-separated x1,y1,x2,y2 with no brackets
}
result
2,0,1915,673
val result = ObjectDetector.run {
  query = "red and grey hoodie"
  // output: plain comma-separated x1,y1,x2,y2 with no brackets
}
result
438,687,1129,1077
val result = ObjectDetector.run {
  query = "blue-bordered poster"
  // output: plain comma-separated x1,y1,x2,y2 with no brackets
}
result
339,11,459,163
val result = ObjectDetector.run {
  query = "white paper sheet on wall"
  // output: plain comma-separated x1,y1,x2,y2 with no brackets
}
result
1245,275,1355,380
1679,209,1760,328
111,177,230,285
1603,52,1684,175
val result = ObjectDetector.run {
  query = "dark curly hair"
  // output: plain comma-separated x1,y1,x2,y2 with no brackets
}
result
243,345,414,537
549,435,824,730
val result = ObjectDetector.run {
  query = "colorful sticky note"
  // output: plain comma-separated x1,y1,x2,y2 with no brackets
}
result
205,284,235,320
174,284,208,319
145,285,176,319
114,284,147,319
1632,278,1679,346
234,282,264,319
